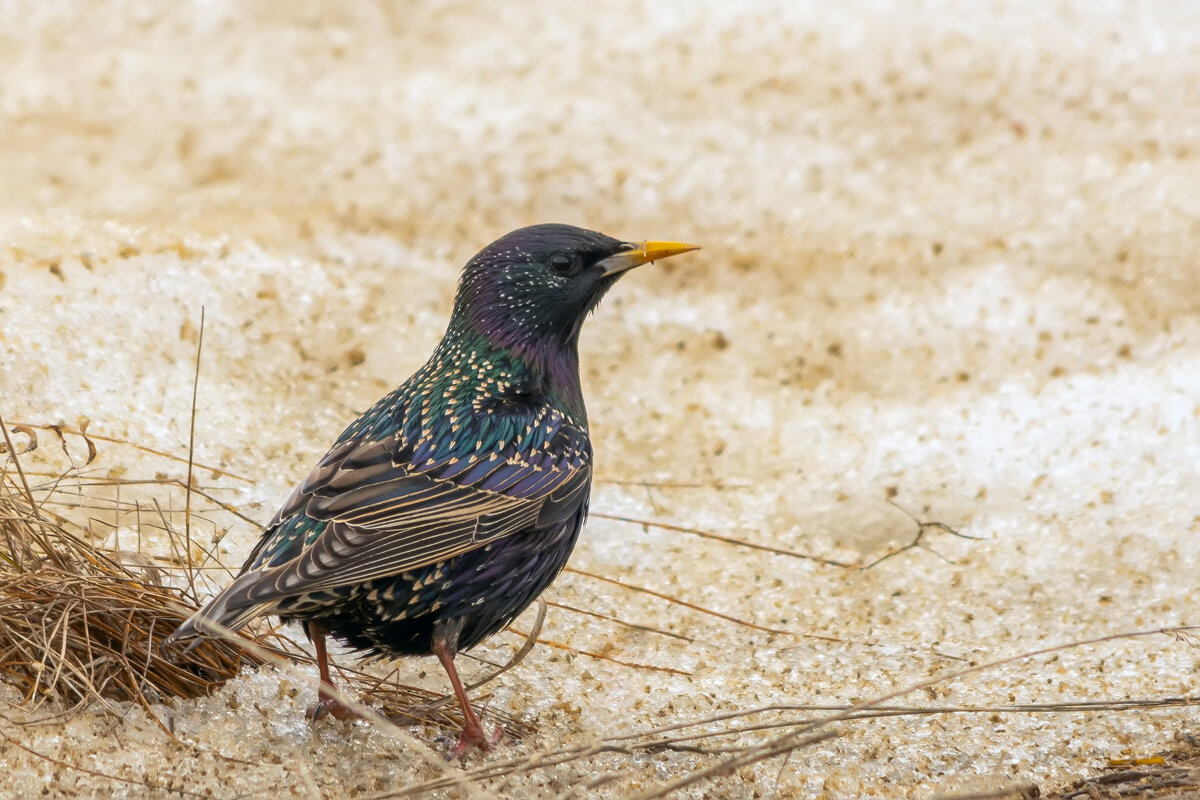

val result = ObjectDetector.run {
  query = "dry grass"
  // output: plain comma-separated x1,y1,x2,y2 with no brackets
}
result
0,418,266,731
0,414,536,741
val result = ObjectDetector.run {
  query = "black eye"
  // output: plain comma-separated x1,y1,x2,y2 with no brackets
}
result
548,253,574,273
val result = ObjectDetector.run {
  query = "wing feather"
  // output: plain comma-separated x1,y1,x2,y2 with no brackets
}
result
206,406,591,618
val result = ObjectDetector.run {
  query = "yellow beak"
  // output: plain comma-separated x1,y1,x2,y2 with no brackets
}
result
599,240,701,276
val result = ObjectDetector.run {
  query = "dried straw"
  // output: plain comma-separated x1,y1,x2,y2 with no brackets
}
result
0,430,266,730
0,415,536,739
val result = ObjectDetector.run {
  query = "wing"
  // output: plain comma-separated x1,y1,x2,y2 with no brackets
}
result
188,403,591,628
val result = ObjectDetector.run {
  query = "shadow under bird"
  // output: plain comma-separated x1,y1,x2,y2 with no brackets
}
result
166,223,699,753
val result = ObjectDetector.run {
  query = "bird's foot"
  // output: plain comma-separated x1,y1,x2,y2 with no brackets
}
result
439,720,503,757
307,694,370,722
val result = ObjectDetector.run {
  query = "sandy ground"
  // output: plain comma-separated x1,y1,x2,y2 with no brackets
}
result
3,1,1200,797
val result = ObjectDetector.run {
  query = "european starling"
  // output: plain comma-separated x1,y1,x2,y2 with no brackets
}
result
167,224,698,753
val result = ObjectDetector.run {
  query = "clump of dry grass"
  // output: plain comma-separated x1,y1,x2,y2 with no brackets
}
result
0,415,537,740
0,421,269,729
0,568,259,711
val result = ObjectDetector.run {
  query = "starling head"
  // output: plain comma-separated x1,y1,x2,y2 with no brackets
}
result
453,223,698,355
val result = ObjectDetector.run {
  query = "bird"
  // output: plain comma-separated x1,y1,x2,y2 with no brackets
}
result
166,223,699,754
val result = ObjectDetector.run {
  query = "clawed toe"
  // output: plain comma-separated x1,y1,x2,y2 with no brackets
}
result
439,721,503,757
307,695,367,722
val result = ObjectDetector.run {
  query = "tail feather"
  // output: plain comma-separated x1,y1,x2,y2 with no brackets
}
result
165,573,276,653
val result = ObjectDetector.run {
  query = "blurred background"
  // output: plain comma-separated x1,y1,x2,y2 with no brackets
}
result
2,1,1199,797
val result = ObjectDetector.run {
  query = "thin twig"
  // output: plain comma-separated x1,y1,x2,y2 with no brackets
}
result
506,627,692,676
564,566,791,636
11,421,253,484
593,479,751,490
0,415,41,521
548,600,693,643
861,500,977,570
183,306,205,597
592,512,854,568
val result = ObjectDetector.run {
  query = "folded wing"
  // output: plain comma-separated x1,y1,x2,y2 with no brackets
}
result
168,409,591,643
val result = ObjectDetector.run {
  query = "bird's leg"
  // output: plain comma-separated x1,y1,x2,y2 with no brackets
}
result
432,633,502,755
305,620,361,722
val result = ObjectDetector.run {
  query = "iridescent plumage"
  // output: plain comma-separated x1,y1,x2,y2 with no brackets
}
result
168,224,698,752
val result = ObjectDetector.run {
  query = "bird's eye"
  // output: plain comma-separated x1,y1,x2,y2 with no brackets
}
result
548,253,574,274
